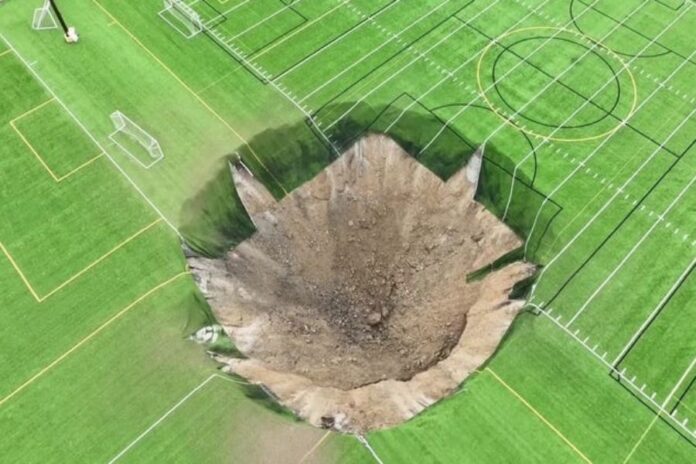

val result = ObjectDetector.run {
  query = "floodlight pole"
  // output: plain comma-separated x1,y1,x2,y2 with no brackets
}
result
48,0,69,35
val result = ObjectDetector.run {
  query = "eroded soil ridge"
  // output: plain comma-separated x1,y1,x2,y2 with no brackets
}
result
188,134,534,432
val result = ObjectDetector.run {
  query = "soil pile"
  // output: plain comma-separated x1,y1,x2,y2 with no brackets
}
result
188,134,534,432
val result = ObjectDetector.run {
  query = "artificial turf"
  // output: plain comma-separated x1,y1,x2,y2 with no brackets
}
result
1,0,696,462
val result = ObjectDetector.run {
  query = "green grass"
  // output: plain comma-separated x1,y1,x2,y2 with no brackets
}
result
11,99,100,177
1,0,696,462
116,375,374,464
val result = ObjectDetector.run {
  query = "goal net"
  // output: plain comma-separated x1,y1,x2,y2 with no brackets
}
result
109,111,164,168
32,0,58,31
160,0,204,38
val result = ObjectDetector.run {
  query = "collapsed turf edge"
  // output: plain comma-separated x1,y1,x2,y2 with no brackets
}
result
186,134,535,432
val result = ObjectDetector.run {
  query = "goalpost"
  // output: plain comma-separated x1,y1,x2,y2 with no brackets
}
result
32,0,79,43
159,0,204,39
109,111,164,169
32,0,58,31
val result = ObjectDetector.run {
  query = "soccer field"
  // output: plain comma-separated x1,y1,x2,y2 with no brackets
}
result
1,0,696,462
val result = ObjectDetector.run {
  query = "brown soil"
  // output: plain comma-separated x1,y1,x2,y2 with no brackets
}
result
188,134,534,432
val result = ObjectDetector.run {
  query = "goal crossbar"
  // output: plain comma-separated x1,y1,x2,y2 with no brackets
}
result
159,0,204,39
32,0,58,31
109,111,163,169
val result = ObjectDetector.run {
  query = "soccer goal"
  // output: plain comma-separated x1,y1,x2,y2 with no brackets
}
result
109,111,164,169
159,0,204,39
32,0,58,31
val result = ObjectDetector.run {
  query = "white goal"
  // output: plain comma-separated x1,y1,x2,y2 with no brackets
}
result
159,0,204,39
32,0,58,31
109,111,164,169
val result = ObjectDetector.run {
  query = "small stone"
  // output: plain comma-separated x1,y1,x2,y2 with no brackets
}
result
367,312,382,326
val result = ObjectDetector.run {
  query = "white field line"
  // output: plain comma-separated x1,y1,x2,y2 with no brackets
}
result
253,0,351,59
503,2,694,222
202,0,483,152
205,27,340,155
397,0,619,149
158,5,198,40
299,0,464,104
226,0,304,42
521,4,694,257
519,0,696,113
208,0,530,153
0,34,182,238
529,303,696,440
612,256,696,366
663,357,696,409
322,0,505,130
299,0,457,103
203,0,251,27
356,434,385,464
566,140,696,326
415,0,654,208
565,146,696,327
108,374,250,463
276,0,402,80
108,374,217,463
330,0,625,135
534,144,696,256
630,61,696,107
381,0,567,134
527,42,696,297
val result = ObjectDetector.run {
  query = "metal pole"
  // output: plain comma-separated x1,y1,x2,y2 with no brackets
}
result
48,0,69,34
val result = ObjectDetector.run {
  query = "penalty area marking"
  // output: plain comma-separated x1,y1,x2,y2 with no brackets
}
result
0,33,181,238
9,97,105,182
0,271,190,409
0,218,163,303
476,26,638,143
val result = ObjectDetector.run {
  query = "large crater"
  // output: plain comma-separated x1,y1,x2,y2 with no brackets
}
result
188,134,534,432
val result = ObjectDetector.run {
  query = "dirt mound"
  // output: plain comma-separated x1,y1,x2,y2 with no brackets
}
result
188,134,534,432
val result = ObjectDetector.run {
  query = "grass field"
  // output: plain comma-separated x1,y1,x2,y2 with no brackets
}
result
1,0,696,462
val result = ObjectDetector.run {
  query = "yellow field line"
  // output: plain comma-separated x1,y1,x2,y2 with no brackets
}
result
486,368,592,463
1,218,163,302
298,430,332,464
0,271,190,408
10,119,61,181
622,414,659,463
0,49,12,58
11,97,56,123
195,70,236,96
0,242,41,301
11,98,105,182
92,0,288,195
55,152,105,181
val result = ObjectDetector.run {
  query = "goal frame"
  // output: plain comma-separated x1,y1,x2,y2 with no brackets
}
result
158,0,205,39
32,0,58,31
108,111,164,169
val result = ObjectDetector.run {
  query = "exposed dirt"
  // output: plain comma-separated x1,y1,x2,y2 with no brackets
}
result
188,134,534,432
